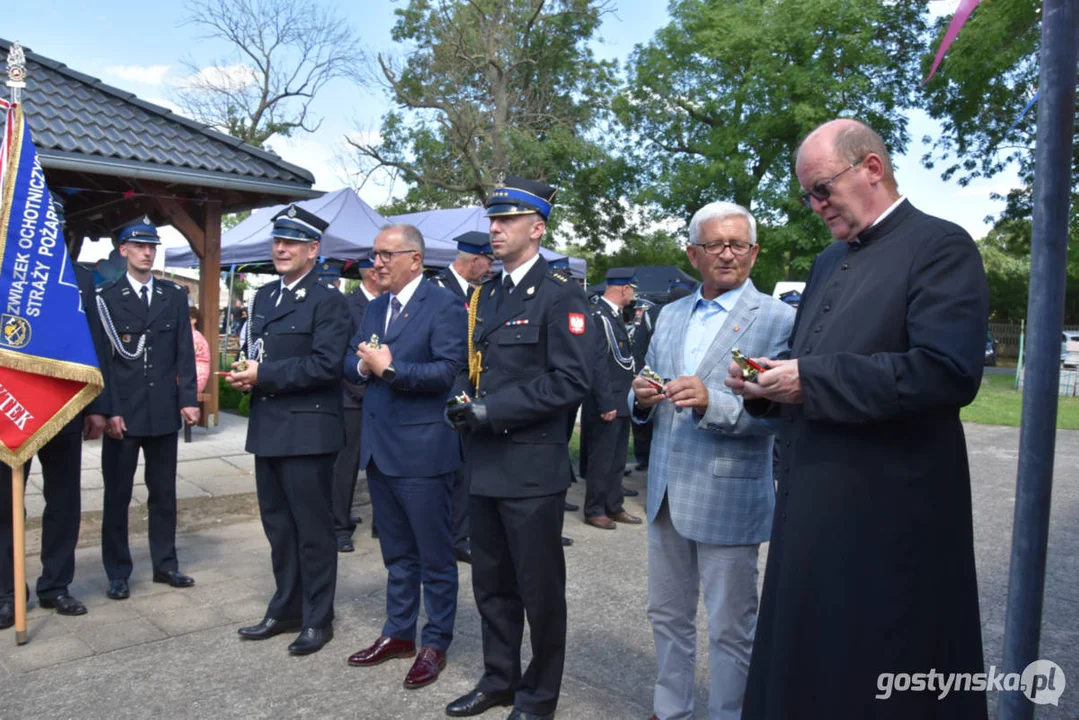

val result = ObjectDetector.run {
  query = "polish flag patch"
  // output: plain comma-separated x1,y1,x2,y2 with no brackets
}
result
568,313,586,335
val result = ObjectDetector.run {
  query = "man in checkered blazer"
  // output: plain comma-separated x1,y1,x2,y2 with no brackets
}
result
629,201,795,720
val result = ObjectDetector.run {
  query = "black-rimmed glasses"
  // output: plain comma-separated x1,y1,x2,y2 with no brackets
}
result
798,157,865,208
691,240,756,256
369,249,417,263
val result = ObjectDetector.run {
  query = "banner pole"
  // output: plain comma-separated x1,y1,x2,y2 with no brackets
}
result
11,464,27,645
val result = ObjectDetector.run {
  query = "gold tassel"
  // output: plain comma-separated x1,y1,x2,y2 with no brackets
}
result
467,290,482,392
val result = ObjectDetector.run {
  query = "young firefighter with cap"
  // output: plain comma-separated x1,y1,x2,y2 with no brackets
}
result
582,268,643,530
433,231,495,306
228,204,350,656
445,176,593,720
97,217,199,600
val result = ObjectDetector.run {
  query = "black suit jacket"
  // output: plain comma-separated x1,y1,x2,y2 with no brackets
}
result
433,268,473,305
342,287,373,408
98,276,196,437
453,257,593,498
244,271,350,457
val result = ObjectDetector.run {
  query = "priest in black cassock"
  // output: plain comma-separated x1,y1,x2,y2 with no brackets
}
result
728,119,989,720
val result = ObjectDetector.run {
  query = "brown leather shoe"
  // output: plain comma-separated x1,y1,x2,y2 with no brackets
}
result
347,635,416,667
610,511,643,525
403,646,446,689
585,515,616,530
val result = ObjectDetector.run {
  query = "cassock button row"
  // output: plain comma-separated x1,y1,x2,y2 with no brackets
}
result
841,263,849,270
814,326,822,333
823,305,831,312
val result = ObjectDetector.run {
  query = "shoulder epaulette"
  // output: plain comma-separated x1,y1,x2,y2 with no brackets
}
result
156,278,180,291
98,278,119,293
547,269,570,283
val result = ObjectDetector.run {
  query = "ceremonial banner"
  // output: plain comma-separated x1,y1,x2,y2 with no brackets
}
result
924,0,983,84
0,98,103,465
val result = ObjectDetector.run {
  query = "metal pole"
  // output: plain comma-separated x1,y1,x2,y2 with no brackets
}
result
999,0,1077,717
222,265,236,367
1014,318,1024,390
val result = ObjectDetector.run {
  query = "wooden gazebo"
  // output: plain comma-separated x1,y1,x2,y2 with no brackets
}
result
0,38,319,424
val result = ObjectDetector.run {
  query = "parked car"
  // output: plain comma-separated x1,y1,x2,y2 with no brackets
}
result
1063,331,1079,368
985,330,997,367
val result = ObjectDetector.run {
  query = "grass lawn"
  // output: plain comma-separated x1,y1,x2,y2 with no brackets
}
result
962,373,1079,430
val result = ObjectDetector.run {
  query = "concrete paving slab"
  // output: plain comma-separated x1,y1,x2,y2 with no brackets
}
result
1,634,95,673
81,617,168,653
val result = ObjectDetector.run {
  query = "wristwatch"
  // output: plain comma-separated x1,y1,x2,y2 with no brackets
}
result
381,364,397,384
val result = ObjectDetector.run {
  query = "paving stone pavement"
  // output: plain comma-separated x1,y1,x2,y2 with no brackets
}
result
2,417,1077,719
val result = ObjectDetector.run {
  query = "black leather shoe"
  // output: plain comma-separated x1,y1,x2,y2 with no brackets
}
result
561,536,574,547
622,486,639,497
455,548,472,564
288,626,333,655
337,537,355,553
445,688,514,717
0,599,13,629
39,594,88,616
107,579,130,600
563,501,579,512
153,570,196,588
238,617,303,640
507,709,555,720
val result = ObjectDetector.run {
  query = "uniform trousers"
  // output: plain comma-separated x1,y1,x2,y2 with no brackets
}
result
331,405,364,540
583,412,629,518
101,432,180,580
367,461,457,650
0,432,82,601
471,492,567,716
648,498,759,720
255,453,337,629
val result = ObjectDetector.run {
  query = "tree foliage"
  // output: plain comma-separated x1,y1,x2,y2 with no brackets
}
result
978,217,1079,323
349,0,622,246
615,0,931,287
176,0,364,148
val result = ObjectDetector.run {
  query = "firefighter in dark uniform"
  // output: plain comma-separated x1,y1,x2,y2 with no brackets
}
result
445,176,593,720
432,231,494,305
581,268,642,530
228,205,349,656
431,231,495,563
97,218,199,601
0,195,110,629
549,257,580,518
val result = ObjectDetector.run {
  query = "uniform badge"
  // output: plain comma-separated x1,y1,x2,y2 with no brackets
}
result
526,286,535,296
295,288,306,301
121,334,132,343
288,206,297,218
568,313,585,335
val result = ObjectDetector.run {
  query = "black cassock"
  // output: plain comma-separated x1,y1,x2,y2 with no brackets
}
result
744,201,989,720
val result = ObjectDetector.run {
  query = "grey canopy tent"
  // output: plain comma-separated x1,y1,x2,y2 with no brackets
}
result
165,189,459,268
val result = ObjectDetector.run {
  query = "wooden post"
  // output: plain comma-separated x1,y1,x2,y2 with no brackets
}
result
11,464,27,645
199,203,222,427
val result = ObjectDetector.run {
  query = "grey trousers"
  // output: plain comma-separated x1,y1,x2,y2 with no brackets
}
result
647,501,759,720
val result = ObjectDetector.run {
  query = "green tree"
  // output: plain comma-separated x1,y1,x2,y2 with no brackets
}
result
978,217,1079,323
615,0,931,287
348,0,622,247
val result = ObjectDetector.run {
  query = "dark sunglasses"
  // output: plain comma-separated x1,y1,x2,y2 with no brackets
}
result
798,157,865,208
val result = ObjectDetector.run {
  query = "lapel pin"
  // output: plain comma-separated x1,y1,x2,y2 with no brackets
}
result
295,288,307,301
403,313,409,319
526,286,535,296
490,287,497,297
733,325,740,332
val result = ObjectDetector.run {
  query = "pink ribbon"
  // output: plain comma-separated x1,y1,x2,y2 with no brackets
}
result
924,0,983,84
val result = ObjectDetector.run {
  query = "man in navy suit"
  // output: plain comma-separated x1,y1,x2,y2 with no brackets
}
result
343,224,468,691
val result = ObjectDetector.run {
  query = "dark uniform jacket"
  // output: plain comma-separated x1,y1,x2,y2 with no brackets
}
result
453,256,593,498
587,298,634,418
743,200,988,720
432,267,473,305
244,270,349,458
342,288,373,409
98,275,196,437
61,264,111,435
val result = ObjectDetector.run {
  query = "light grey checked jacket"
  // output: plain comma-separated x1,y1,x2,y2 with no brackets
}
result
629,280,795,546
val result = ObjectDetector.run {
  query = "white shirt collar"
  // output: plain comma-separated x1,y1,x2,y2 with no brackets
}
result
868,196,907,230
391,273,424,310
448,264,471,295
502,251,541,289
281,269,313,293
126,272,153,296
600,296,621,315
361,284,378,302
